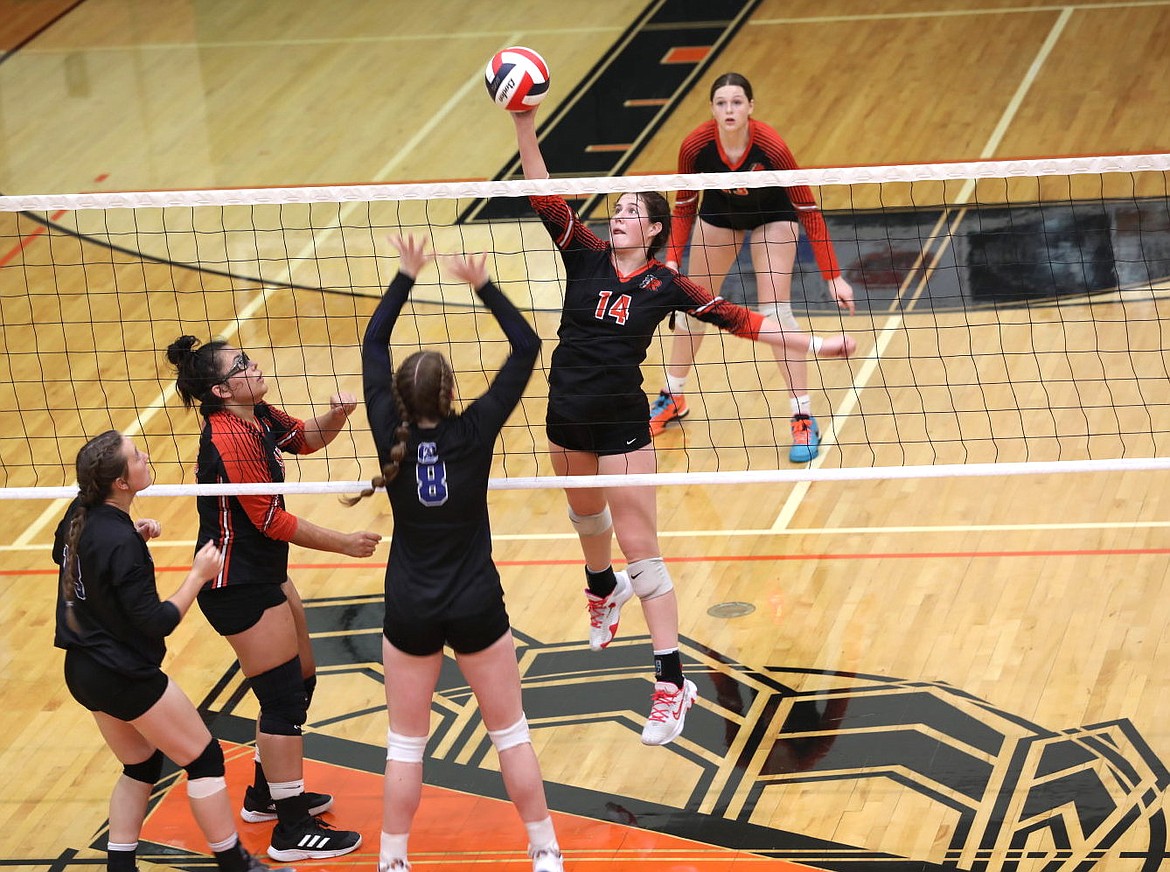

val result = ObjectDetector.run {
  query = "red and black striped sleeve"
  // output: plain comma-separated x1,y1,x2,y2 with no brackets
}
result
754,122,841,280
210,416,299,542
666,121,717,265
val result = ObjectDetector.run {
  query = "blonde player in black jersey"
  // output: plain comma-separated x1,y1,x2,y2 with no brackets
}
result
509,108,856,745
53,430,290,872
346,236,563,872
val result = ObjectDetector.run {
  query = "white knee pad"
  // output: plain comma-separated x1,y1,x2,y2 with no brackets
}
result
568,506,612,537
487,714,531,752
759,301,800,332
627,557,674,601
386,729,428,763
186,775,227,800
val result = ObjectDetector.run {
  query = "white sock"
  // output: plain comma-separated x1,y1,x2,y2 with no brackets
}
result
664,373,687,396
268,779,304,801
380,831,410,865
207,832,239,853
107,841,138,853
524,817,558,851
790,395,812,417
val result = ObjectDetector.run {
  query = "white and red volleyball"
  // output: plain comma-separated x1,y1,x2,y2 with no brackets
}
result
484,46,550,112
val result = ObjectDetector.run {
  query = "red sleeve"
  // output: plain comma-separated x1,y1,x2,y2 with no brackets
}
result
263,404,309,455
666,123,713,265
211,418,299,542
754,122,841,280
672,271,765,341
529,194,608,253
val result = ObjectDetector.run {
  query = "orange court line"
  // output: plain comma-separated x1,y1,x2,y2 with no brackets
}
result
10,546,1170,578
141,741,822,871
0,209,67,268
662,46,711,64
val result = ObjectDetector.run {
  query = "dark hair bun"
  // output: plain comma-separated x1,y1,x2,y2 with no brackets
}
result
166,335,200,366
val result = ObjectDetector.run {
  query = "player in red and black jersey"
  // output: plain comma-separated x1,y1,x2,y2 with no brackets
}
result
510,107,855,747
346,236,564,872
53,430,287,872
651,72,857,463
168,335,380,862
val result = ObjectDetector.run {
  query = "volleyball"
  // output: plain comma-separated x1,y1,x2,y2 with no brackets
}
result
484,46,550,112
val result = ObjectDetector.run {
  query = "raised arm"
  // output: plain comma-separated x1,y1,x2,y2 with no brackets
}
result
511,109,550,180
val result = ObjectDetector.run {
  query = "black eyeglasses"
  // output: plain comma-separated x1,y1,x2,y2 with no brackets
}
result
220,352,251,383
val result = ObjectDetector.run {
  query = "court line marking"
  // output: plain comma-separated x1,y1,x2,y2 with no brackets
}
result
5,518,1169,554
770,6,1072,532
749,0,1169,23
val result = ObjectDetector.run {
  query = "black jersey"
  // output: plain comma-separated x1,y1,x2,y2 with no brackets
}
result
193,403,307,588
666,119,841,280
53,500,180,678
531,194,764,424
362,271,540,622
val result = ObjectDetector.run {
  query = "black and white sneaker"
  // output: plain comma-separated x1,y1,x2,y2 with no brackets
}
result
241,786,334,823
267,817,362,861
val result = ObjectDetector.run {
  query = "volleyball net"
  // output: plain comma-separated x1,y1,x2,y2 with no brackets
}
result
1,153,1169,499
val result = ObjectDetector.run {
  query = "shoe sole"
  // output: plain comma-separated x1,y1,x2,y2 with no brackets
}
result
649,408,689,437
267,834,362,862
641,680,698,746
241,795,334,823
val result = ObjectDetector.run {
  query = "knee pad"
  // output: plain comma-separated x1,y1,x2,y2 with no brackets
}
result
122,749,164,785
251,657,307,737
386,728,428,763
628,557,674,601
488,714,531,752
184,739,227,799
303,674,317,709
568,506,612,537
759,301,799,332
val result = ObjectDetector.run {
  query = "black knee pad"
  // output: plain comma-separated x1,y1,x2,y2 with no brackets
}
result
304,674,317,709
183,738,225,780
250,656,307,737
122,749,164,785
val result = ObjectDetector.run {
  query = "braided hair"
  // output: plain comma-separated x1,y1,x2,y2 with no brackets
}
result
343,350,455,506
167,334,230,416
61,430,128,628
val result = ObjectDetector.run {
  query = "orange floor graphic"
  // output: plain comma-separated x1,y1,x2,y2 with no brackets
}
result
139,742,821,871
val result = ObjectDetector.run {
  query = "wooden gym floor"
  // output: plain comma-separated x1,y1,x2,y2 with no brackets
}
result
2,1,1170,870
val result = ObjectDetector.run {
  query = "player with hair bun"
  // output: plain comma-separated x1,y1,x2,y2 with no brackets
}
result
166,335,380,862
650,72,857,462
508,104,856,746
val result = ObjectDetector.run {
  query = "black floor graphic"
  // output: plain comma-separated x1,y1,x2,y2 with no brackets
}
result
46,595,1156,872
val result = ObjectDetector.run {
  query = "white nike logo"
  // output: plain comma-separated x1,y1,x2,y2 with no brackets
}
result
626,437,637,445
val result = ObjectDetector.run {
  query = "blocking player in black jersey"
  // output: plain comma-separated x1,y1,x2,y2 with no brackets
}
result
509,107,856,746
168,336,381,862
650,72,857,464
53,430,290,872
344,236,563,872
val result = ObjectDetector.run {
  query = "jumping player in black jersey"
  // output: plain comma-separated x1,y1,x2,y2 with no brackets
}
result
53,430,291,872
345,235,563,872
509,107,856,746
650,72,857,463
168,336,381,862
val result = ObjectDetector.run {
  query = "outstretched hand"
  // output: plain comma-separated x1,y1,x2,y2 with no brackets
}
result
445,252,491,290
388,233,434,279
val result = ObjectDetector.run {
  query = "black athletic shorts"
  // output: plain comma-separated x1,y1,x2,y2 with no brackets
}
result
700,205,798,232
198,583,287,636
384,598,510,657
64,648,169,721
546,404,651,456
